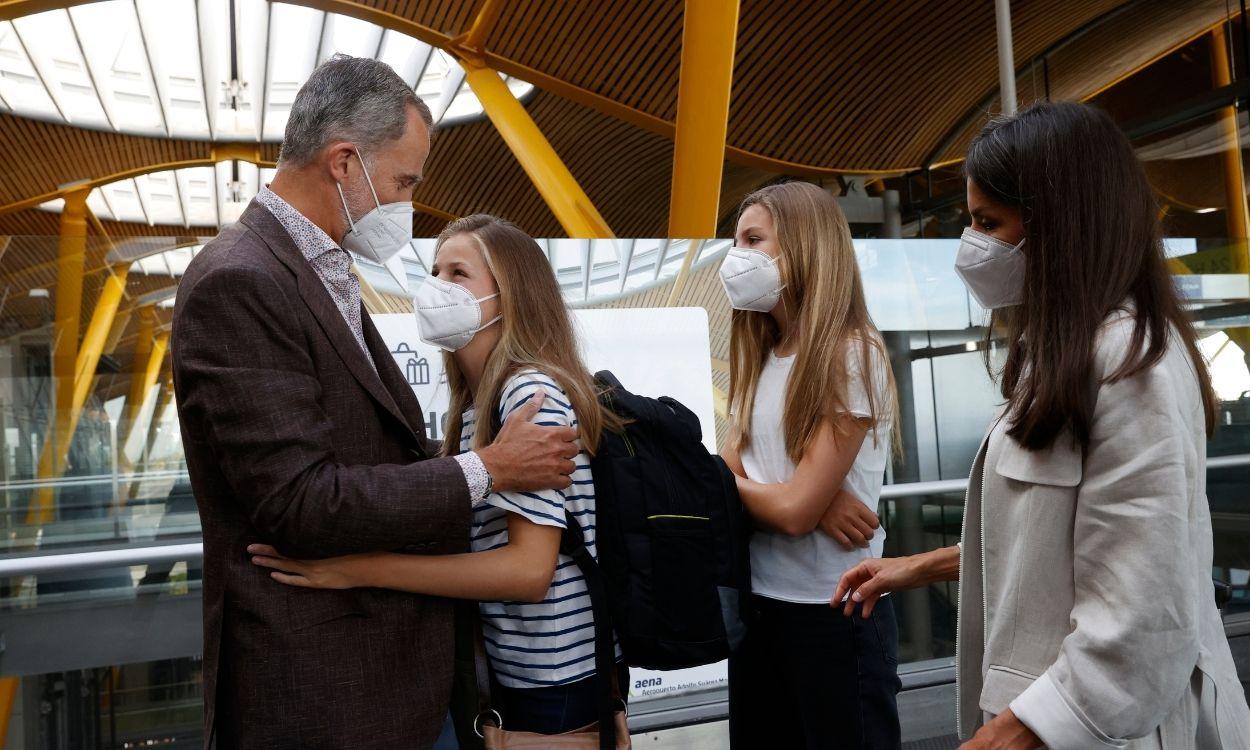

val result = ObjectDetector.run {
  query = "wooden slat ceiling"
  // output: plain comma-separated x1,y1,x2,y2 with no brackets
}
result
930,0,1230,166
342,0,1220,171
0,0,1234,242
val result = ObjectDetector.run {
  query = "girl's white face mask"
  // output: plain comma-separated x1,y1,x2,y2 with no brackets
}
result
413,276,501,352
953,227,1026,309
718,247,785,313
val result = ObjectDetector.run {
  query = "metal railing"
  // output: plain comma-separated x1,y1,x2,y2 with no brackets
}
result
1,452,1246,577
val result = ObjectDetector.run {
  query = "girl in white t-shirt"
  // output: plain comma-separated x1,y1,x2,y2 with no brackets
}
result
718,181,902,749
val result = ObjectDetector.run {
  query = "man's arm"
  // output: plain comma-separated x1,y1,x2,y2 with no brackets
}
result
174,262,469,558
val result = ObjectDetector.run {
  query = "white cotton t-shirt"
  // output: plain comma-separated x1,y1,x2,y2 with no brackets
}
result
741,341,892,604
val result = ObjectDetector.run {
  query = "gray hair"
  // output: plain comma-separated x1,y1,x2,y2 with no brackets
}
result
278,54,433,167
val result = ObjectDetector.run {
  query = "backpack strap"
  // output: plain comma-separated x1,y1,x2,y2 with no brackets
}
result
470,617,500,741
485,399,619,749
561,510,619,750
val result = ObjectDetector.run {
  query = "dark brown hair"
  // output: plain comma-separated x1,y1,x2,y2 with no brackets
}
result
965,101,1216,450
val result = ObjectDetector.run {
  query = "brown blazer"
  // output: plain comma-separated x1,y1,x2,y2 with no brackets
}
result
172,200,471,749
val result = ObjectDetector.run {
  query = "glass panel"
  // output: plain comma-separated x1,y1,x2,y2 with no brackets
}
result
4,661,205,748
12,9,108,129
100,180,147,224
378,32,430,89
262,3,324,142
0,21,62,120
178,167,219,227
137,0,210,139
317,13,384,65
70,2,165,135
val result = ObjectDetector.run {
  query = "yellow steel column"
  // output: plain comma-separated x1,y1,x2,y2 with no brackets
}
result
127,371,174,505
0,676,16,749
459,58,614,238
666,239,705,305
459,0,503,49
116,327,169,511
117,308,156,457
1212,24,1250,273
26,187,90,525
1209,24,1250,366
102,305,134,358
139,372,174,468
668,0,740,238
72,264,130,413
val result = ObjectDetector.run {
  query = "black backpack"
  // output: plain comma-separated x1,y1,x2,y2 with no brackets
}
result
477,371,750,750
587,370,751,670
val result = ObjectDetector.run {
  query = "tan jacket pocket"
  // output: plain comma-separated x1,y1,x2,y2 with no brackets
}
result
994,434,1083,487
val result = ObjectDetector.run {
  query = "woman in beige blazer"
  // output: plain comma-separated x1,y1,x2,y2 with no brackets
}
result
834,101,1250,749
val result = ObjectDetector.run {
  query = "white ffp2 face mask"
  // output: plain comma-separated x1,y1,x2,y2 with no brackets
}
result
954,227,1026,309
718,247,785,312
337,148,414,265
413,276,501,352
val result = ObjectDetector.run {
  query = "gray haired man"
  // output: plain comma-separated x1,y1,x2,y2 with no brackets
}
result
172,55,578,749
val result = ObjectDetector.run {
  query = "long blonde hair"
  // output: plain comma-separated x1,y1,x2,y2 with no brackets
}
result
728,182,899,462
437,214,624,454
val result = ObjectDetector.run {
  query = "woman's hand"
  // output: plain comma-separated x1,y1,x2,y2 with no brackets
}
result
248,544,373,590
817,488,879,550
958,709,1042,750
832,555,925,617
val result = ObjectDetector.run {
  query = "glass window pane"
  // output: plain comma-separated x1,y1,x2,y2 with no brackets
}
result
70,2,165,135
136,0,209,138
0,20,64,121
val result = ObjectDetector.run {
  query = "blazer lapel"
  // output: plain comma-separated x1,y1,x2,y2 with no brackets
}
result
238,200,418,443
363,314,432,455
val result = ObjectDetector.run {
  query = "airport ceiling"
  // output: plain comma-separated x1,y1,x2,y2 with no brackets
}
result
0,0,1233,241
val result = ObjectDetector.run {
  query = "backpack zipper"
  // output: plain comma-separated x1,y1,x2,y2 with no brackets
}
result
602,389,636,456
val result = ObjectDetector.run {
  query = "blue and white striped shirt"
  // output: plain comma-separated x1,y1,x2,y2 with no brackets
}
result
461,369,618,688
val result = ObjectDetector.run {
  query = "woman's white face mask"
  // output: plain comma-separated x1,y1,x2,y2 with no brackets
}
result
718,247,785,312
413,276,501,352
954,227,1026,309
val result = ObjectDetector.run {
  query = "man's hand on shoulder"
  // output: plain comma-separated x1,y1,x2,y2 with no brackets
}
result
477,393,579,493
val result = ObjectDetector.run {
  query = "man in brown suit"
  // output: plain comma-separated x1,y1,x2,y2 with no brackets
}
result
172,56,578,749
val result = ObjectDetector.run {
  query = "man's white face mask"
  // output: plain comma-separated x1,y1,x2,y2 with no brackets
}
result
336,147,414,267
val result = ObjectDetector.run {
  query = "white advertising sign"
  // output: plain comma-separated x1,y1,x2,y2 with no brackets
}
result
372,307,728,701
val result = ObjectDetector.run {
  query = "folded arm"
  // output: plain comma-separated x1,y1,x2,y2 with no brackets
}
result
730,415,871,537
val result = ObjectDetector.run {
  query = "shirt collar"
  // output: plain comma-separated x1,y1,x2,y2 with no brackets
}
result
256,186,344,264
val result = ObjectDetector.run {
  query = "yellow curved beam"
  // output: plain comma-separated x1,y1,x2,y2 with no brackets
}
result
26,188,89,525
0,0,99,20
460,57,613,238
2,0,1238,179
279,0,883,177
0,152,453,224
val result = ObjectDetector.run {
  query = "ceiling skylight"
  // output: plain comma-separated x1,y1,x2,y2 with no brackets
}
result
40,162,276,228
0,0,531,141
